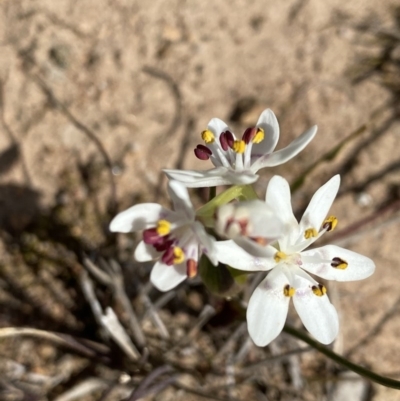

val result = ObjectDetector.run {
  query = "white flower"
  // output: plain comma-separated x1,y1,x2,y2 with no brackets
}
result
216,175,375,346
164,109,317,188
110,180,218,291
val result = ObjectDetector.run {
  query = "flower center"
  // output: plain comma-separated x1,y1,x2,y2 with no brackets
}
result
274,251,287,262
143,219,190,266
274,251,302,267
193,126,266,171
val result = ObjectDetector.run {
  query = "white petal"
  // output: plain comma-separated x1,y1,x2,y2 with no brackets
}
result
215,240,276,271
208,117,229,138
164,167,233,187
266,175,299,244
110,203,166,233
293,274,339,344
191,221,218,265
299,175,340,234
150,261,187,291
250,205,285,239
301,245,375,281
251,109,280,157
134,240,160,262
236,200,285,239
251,125,317,170
164,166,260,188
247,267,290,346
223,169,259,185
234,237,279,259
167,180,195,220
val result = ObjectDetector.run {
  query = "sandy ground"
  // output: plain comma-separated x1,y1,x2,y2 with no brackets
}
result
0,0,400,400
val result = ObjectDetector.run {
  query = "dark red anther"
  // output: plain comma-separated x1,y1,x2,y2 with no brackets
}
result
242,127,257,144
220,130,234,150
194,144,212,160
143,228,173,251
186,259,198,278
154,238,174,252
143,228,160,244
161,246,175,266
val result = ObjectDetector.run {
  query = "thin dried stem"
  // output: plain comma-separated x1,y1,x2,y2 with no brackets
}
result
0,327,109,360
140,293,170,339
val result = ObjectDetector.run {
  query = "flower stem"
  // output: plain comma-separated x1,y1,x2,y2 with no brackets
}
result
283,324,400,389
196,185,258,219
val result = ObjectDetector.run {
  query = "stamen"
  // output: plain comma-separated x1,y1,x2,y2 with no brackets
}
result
194,144,212,160
242,127,265,144
220,130,234,150
242,127,256,144
322,216,338,232
253,127,264,143
162,246,174,265
186,259,197,278
143,228,159,244
233,140,246,154
331,257,348,270
312,284,327,297
153,238,174,252
274,251,287,262
201,129,215,144
304,228,318,239
173,246,185,264
156,220,171,236
283,284,295,297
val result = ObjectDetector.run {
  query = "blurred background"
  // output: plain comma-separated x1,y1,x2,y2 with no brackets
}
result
0,0,400,400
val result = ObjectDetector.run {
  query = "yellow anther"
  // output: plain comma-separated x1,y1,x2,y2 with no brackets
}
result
323,216,338,232
312,284,327,297
233,140,246,153
156,220,171,236
274,251,287,263
173,246,185,264
331,257,348,270
201,129,215,144
304,228,318,239
253,127,264,143
283,284,295,297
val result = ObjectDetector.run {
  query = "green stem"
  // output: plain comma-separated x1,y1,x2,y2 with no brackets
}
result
283,324,400,389
196,185,259,219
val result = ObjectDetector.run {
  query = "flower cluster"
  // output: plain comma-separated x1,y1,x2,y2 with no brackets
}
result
110,109,375,347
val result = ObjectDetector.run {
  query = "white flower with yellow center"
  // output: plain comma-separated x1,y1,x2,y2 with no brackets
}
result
216,175,375,346
110,181,218,291
164,109,317,187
